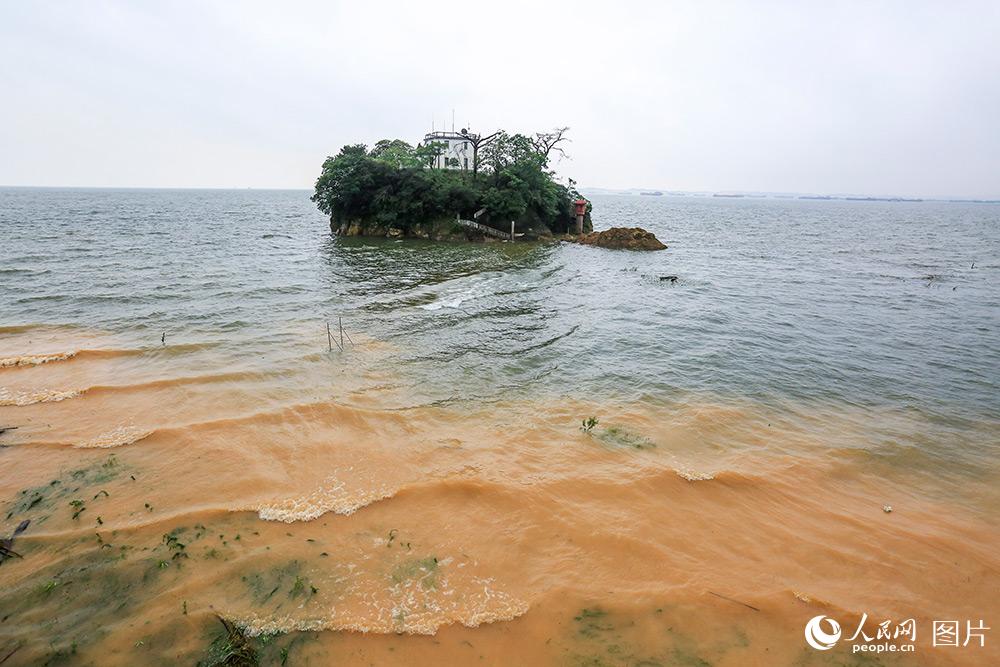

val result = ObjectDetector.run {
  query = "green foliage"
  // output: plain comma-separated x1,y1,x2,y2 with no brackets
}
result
311,128,583,235
369,139,418,168
480,131,538,174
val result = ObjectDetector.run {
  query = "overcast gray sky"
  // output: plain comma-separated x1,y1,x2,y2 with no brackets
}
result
1,1,998,197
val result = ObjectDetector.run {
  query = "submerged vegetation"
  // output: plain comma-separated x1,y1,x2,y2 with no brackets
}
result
579,418,656,450
242,560,318,605
595,425,656,450
6,454,124,523
311,128,591,239
200,617,258,667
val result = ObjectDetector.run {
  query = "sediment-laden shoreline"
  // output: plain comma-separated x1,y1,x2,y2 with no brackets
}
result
1,189,998,665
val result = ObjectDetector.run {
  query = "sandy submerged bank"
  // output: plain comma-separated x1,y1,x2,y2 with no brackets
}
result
0,329,998,666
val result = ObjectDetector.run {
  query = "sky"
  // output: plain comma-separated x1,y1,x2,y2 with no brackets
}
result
1,1,998,198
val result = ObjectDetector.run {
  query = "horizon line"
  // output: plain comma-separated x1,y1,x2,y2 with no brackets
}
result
1,183,997,202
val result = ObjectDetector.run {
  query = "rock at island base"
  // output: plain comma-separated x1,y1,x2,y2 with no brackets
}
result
574,227,667,251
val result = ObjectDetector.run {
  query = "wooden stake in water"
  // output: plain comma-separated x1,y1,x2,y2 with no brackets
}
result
326,322,333,352
339,316,344,351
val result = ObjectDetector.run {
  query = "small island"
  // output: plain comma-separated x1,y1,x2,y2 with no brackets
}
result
311,127,592,241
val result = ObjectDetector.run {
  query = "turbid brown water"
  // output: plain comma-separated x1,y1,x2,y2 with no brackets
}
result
1,189,998,665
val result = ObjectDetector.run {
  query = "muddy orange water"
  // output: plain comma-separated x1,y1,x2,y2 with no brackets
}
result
1,189,998,665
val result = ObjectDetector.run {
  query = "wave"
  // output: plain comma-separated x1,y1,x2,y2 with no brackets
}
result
0,387,80,406
674,467,716,481
15,369,272,406
163,397,411,439
519,324,581,354
83,370,266,395
0,342,219,370
0,368,258,407
16,395,396,451
414,276,498,311
147,341,221,355
0,348,140,369
417,295,472,311
0,352,78,368
251,472,399,522
247,468,520,524
236,578,529,637
0,324,67,335
74,424,152,449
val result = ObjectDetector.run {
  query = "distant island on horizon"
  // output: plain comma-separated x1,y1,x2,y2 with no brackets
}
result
579,186,1000,204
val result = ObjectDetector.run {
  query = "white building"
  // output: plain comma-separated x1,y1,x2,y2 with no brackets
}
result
423,130,473,170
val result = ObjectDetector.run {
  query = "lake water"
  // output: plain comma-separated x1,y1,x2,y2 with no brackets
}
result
1,188,997,665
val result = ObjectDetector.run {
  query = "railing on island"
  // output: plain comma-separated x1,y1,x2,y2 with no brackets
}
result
455,214,514,240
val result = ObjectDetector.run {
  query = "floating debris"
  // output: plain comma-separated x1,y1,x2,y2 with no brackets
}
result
0,520,30,565
202,616,258,667
708,590,760,612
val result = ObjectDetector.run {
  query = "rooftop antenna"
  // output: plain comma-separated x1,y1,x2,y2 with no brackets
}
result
452,108,455,132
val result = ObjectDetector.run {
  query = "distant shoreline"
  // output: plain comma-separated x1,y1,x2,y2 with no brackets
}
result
580,189,1000,204
2,185,998,204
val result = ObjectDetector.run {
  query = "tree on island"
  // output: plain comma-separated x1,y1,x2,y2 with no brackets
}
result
311,127,590,239
532,127,570,162
457,129,499,177
369,139,446,169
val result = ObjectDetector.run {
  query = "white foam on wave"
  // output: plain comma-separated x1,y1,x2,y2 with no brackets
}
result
237,573,529,637
415,276,494,311
252,469,398,522
0,352,76,368
675,467,715,481
417,296,468,311
0,387,81,406
381,574,529,635
75,424,152,448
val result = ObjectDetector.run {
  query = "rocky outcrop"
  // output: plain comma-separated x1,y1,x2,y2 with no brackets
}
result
574,227,667,251
329,211,591,243
330,216,568,243
332,218,468,241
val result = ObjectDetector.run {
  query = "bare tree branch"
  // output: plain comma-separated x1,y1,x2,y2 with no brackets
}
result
460,129,501,176
532,127,571,163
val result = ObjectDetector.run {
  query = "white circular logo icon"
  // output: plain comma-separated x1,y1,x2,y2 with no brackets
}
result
805,615,842,650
